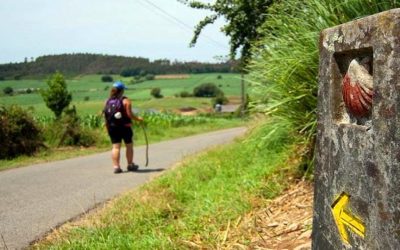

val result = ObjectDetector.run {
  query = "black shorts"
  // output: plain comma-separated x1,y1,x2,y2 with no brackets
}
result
108,126,133,144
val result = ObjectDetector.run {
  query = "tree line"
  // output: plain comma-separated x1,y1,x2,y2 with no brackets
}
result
0,53,238,79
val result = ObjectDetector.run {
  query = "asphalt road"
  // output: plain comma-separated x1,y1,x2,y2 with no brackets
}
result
0,127,246,249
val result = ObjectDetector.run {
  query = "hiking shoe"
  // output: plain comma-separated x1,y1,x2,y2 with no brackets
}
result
114,168,123,174
127,163,139,171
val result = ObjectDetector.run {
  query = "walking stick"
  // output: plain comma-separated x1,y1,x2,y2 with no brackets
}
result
140,122,149,167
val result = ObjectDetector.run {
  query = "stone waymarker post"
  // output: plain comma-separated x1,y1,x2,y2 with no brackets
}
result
312,9,400,249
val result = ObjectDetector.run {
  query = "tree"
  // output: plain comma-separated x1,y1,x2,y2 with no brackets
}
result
101,75,113,82
181,0,273,115
150,88,163,98
193,83,223,97
41,72,72,119
180,0,274,65
3,86,13,95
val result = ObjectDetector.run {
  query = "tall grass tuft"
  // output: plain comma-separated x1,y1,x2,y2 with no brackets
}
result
249,0,400,174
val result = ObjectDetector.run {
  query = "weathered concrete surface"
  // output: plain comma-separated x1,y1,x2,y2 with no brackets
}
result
0,127,246,250
313,9,400,249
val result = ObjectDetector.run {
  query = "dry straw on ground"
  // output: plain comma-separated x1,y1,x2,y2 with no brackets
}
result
182,180,313,250
224,181,313,250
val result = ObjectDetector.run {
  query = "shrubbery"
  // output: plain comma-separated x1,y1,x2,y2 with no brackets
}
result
145,74,155,80
101,75,113,82
179,91,192,98
44,106,96,147
193,83,223,97
0,105,44,159
151,87,163,98
3,86,13,95
212,94,228,106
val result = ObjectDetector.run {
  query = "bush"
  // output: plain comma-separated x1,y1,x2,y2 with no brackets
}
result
54,106,96,147
150,88,163,98
217,75,222,79
84,96,90,101
0,76,5,81
179,91,191,98
130,78,144,85
0,105,44,159
212,94,229,106
145,74,155,80
26,88,32,94
3,86,13,95
104,86,109,91
101,75,113,82
193,83,223,97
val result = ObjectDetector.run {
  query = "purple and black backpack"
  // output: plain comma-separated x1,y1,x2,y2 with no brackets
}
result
104,97,124,127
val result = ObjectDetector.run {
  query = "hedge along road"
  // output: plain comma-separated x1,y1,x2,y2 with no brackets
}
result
0,127,247,249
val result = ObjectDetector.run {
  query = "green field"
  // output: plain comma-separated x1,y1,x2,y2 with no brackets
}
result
0,73,242,116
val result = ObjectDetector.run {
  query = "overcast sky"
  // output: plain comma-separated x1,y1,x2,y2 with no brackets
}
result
0,0,229,64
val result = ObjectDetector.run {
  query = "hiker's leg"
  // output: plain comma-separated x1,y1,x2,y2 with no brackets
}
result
123,126,134,165
126,143,133,165
111,143,121,167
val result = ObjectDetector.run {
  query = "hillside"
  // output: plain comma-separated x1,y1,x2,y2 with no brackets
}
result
0,53,237,79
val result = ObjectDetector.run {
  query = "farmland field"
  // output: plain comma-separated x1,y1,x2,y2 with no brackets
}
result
0,73,243,116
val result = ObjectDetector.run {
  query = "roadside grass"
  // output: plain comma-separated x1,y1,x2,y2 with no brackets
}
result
0,118,245,171
33,119,302,249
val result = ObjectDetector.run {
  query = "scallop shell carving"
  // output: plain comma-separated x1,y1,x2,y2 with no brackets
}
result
342,59,374,118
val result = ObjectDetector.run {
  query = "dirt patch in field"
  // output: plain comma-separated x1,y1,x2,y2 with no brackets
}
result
220,181,313,249
227,96,242,104
155,74,190,80
178,107,198,116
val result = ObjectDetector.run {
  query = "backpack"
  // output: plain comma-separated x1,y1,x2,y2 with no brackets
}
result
104,97,124,126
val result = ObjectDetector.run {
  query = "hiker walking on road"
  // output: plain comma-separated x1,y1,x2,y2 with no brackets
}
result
104,81,143,174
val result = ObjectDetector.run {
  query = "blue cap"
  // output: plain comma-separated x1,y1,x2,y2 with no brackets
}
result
113,81,127,90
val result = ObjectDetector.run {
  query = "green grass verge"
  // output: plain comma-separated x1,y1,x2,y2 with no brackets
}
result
33,121,300,249
0,118,245,171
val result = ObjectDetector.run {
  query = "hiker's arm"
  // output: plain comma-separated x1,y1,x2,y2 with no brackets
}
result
124,99,143,122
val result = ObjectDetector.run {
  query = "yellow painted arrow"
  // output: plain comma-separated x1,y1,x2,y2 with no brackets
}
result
331,192,365,244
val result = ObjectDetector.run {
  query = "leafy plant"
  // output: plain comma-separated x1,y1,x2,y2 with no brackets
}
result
40,72,72,119
193,83,223,97
181,0,274,64
212,94,228,107
101,75,113,82
45,106,96,147
179,91,192,98
3,86,13,95
145,74,155,80
0,105,44,159
150,87,163,98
